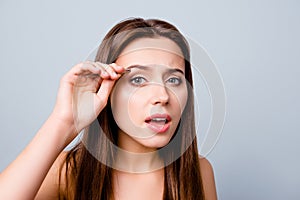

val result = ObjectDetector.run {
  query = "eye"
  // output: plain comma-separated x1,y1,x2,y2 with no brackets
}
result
130,76,147,86
167,77,182,85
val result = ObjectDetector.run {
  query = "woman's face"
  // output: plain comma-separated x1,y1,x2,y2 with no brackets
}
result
110,37,188,152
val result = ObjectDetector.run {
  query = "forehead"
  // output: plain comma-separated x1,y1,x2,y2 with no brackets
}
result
116,37,185,71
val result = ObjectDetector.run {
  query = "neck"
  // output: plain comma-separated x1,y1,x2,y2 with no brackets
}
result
113,148,164,173
113,132,165,173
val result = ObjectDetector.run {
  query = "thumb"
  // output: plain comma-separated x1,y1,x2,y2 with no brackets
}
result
95,79,115,111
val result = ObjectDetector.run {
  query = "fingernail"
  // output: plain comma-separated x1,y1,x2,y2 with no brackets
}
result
103,71,108,76
116,65,124,70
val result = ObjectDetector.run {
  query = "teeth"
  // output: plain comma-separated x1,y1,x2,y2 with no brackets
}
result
151,118,167,122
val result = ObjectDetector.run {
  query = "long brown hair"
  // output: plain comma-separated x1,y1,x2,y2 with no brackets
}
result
59,17,205,200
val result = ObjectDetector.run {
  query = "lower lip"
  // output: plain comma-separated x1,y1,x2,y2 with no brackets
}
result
146,122,170,133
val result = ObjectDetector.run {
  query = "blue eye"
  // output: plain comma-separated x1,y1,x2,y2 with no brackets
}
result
130,76,147,86
167,77,182,85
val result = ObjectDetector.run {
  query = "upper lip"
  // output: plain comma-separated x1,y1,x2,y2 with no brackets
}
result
145,113,172,122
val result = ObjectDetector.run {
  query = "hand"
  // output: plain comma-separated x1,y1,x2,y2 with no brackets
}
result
51,61,124,141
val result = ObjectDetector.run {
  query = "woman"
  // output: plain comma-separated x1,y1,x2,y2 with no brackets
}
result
0,18,217,199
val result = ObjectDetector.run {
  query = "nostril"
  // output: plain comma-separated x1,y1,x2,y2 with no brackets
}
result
150,84,170,105
152,97,169,105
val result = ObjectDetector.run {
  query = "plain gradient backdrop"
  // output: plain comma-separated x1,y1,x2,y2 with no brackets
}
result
0,0,299,199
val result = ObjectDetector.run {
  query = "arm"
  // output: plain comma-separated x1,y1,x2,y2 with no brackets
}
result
199,157,218,200
0,62,124,199
34,151,68,200
0,118,72,199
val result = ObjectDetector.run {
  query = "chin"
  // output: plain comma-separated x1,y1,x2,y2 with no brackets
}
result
136,136,172,150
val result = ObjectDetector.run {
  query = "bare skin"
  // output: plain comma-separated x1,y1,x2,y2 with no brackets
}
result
0,62,124,199
0,38,217,200
34,153,217,200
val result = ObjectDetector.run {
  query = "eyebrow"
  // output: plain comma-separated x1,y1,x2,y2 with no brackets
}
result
126,65,185,75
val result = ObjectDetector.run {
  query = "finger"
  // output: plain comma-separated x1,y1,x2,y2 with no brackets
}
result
94,62,119,79
109,63,125,74
97,80,115,98
75,61,101,75
96,80,115,110
61,62,103,87
90,62,114,79
61,63,88,84
104,63,118,79
83,61,112,80
97,79,115,96
81,61,110,79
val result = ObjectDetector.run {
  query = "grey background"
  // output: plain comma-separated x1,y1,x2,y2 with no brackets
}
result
1,0,299,199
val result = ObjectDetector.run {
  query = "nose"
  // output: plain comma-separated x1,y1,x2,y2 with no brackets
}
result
150,84,170,105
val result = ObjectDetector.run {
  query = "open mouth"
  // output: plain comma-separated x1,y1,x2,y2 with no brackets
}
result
145,114,171,133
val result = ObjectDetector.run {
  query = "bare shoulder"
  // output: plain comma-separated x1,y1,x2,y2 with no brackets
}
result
34,151,68,200
199,156,218,200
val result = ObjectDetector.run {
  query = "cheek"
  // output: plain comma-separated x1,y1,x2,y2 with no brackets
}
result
169,85,188,115
110,83,146,127
127,89,148,121
110,80,188,131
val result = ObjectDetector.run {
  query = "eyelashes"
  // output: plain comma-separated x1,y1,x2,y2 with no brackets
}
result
129,75,183,87
167,77,182,85
130,76,147,86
